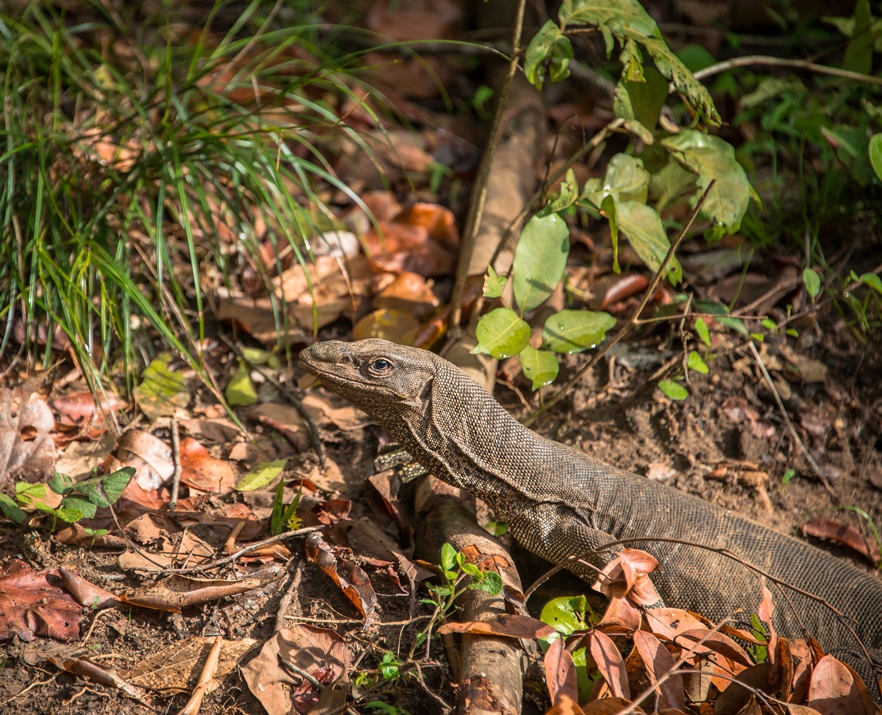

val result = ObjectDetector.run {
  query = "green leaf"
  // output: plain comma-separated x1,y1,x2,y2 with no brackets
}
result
512,213,570,313
59,494,97,520
687,350,708,374
648,155,698,211
803,268,821,299
473,307,532,359
226,361,258,407
440,543,457,573
54,507,87,524
524,20,574,89
694,318,711,347
543,310,617,353
661,130,751,237
603,194,620,274
540,595,591,636
473,571,503,595
378,653,401,681
580,154,650,209
0,495,26,524
461,563,483,578
782,469,796,486
134,354,190,419
560,0,718,122
235,460,287,492
16,482,48,506
694,300,748,335
870,134,882,182
483,266,507,299
543,168,579,215
658,379,689,400
484,520,509,537
615,201,682,284
859,272,882,293
75,468,135,509
48,470,74,496
519,345,560,390
761,319,778,331
613,64,668,131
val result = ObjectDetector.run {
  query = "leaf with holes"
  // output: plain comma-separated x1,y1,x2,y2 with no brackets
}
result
661,129,751,238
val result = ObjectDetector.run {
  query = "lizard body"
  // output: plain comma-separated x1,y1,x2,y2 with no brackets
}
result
299,339,882,680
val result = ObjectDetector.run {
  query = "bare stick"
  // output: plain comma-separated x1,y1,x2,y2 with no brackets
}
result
168,419,181,513
689,54,882,88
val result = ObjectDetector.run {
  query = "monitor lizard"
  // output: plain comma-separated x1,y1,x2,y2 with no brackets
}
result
299,338,882,683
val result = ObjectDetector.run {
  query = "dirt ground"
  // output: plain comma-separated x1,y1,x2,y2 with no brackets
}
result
1,299,880,714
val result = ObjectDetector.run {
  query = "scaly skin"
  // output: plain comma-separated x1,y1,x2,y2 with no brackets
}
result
300,339,882,685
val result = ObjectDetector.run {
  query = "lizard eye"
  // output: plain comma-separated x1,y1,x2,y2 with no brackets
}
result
369,358,393,374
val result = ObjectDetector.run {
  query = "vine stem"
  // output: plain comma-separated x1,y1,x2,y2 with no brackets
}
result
524,180,716,426
690,54,882,87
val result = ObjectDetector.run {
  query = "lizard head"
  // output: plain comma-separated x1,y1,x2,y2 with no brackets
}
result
298,339,436,418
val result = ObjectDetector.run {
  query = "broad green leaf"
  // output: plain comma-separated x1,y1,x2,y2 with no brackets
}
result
473,571,503,595
687,350,709,374
648,155,698,211
48,470,74,496
0,495,26,524
615,201,682,284
658,379,688,400
226,361,258,407
483,266,507,299
613,64,668,131
580,154,650,209
661,130,751,237
558,0,719,123
473,308,531,359
803,268,821,299
60,494,97,520
512,213,570,313
540,595,591,636
869,133,882,182
77,467,135,508
860,272,882,293
135,354,190,419
440,543,457,572
693,299,748,335
519,345,560,390
694,318,711,347
235,460,287,492
543,168,579,215
543,309,617,353
54,507,88,524
16,482,48,506
524,20,574,89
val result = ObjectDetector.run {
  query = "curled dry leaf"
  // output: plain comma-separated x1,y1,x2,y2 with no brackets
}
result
58,568,120,610
115,429,174,491
178,437,237,494
589,630,630,700
51,390,126,436
437,614,556,639
632,629,685,711
241,626,350,715
800,518,881,566
0,559,82,641
602,274,649,309
373,271,441,321
545,636,579,706
304,531,377,626
0,382,57,482
592,548,661,606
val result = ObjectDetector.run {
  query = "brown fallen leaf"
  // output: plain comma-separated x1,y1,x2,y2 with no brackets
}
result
545,636,579,707
304,531,377,626
58,568,120,610
806,655,865,715
800,518,881,566
0,559,82,641
0,381,57,482
44,653,149,701
241,626,350,715
179,437,237,494
115,429,174,491
437,614,556,639
632,630,685,711
589,630,630,700
51,390,126,436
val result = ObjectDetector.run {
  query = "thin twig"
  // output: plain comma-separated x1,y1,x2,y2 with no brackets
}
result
747,341,835,496
168,419,181,513
525,180,716,426
448,0,528,330
161,526,323,575
690,54,882,87
275,560,304,633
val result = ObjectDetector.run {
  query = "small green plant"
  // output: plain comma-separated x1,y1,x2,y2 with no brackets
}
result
475,0,752,390
0,467,134,530
269,479,302,536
